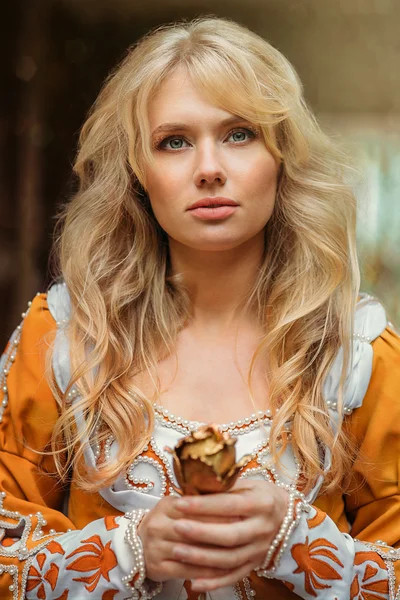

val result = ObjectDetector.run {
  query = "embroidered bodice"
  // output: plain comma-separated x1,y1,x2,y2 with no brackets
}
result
1,284,400,600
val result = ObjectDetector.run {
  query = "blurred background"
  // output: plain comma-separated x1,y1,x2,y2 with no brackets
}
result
1,0,399,345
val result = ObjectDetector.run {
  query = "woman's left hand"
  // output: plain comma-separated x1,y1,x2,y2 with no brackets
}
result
172,479,289,592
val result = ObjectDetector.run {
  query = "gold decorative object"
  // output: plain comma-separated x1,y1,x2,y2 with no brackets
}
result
166,424,251,495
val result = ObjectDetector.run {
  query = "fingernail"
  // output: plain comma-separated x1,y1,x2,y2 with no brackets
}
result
175,499,190,510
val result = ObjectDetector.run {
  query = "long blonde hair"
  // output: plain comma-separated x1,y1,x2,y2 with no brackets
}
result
51,16,360,493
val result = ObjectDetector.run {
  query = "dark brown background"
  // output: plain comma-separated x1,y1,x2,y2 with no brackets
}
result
2,0,399,346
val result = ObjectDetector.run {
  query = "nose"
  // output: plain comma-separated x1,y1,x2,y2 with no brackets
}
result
193,142,227,187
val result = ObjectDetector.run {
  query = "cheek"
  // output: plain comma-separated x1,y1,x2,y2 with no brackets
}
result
145,169,166,200
244,155,278,201
144,171,179,230
145,165,183,205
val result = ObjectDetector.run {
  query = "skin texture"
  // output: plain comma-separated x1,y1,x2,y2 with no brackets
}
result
139,479,288,591
135,67,280,425
137,68,288,592
145,68,278,254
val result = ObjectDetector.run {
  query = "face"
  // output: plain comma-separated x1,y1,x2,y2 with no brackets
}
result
144,68,279,253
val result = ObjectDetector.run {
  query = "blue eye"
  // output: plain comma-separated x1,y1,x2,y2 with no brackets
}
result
159,137,189,150
228,129,257,143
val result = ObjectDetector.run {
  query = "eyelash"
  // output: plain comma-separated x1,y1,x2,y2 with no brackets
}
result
154,127,259,151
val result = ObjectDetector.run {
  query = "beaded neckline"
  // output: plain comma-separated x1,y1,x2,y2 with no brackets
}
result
152,402,277,436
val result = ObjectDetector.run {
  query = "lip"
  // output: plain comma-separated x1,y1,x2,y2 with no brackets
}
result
188,196,239,210
188,205,238,220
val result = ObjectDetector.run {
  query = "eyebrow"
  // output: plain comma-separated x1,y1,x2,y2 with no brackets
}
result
151,116,252,138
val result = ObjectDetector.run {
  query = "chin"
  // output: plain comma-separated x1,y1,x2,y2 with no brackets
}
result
184,236,252,252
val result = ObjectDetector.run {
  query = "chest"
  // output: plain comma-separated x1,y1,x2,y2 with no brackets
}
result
134,327,270,424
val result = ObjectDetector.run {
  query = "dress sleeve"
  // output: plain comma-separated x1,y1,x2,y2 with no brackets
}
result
262,326,400,599
0,294,148,600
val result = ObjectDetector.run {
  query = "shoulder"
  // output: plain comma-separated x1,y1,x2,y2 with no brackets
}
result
8,282,69,355
348,294,400,429
323,294,389,416
0,282,66,422
355,294,400,402
346,321,400,457
46,281,71,324
366,323,400,408
0,289,59,453
354,294,388,343
6,291,57,361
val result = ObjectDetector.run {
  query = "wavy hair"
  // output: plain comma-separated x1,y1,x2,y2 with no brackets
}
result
50,16,360,493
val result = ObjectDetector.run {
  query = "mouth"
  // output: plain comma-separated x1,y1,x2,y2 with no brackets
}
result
187,199,239,221
188,197,239,210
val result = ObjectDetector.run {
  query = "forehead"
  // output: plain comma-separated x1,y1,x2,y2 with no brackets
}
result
148,67,235,129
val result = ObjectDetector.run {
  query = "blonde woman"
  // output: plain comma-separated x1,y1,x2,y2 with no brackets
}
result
0,16,399,600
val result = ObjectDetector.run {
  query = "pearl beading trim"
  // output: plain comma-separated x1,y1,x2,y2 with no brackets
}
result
0,563,18,599
0,296,39,423
233,582,244,599
103,432,300,500
256,494,311,578
152,403,275,437
122,509,163,599
89,393,302,505
233,578,256,599
126,455,167,496
0,492,65,559
239,438,302,495
353,332,372,343
325,399,354,415
149,437,179,496
243,576,256,598
355,539,400,600
124,437,179,497
257,490,296,571
0,490,67,599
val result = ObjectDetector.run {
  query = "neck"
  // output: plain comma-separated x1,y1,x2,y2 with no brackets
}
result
169,232,265,334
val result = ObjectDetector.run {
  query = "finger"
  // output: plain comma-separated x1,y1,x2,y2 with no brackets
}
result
172,541,262,570
175,490,256,518
160,560,232,581
186,514,239,524
173,517,264,547
142,539,234,582
139,511,185,546
191,561,255,592
164,497,193,520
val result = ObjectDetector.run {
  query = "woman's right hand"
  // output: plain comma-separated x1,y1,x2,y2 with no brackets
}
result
137,496,236,583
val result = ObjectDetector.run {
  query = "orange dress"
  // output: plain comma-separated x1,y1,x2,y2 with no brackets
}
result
0,288,400,599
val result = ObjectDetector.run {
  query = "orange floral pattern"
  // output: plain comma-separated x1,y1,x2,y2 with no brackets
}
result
65,534,118,592
307,510,327,530
291,536,344,597
25,517,124,599
26,563,67,599
102,590,119,600
350,553,389,599
4,291,400,599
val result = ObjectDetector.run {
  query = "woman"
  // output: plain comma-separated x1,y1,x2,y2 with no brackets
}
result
0,16,399,600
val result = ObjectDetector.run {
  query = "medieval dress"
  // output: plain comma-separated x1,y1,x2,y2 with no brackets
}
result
0,283,400,599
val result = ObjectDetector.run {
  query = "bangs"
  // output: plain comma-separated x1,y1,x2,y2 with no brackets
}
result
132,30,295,179
189,48,287,124
185,45,289,160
